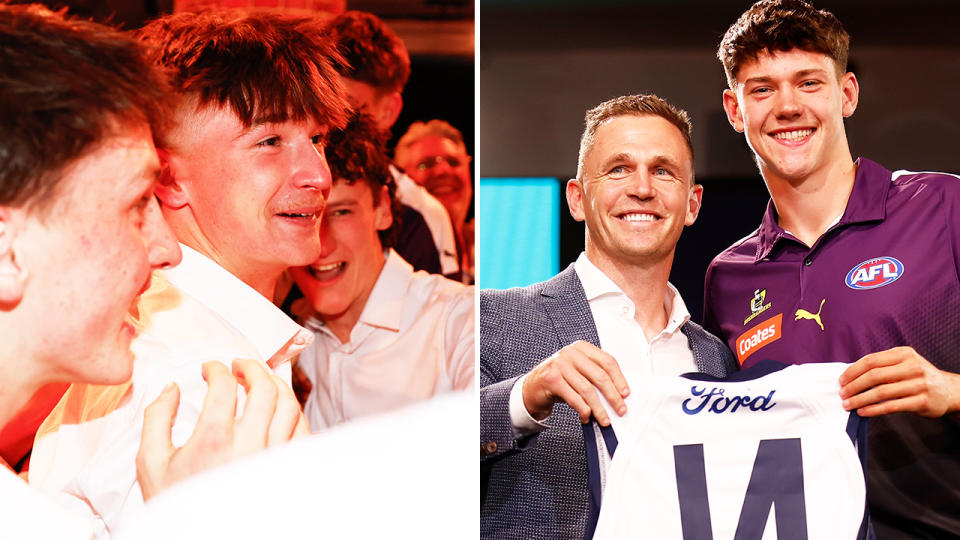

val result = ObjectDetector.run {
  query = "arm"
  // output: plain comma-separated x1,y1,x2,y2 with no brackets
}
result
445,287,475,391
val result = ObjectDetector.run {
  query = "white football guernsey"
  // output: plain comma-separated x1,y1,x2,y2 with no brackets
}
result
588,361,870,540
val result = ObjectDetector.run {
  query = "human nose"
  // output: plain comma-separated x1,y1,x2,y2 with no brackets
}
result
294,142,333,200
626,170,655,200
774,86,803,119
318,214,338,257
143,197,181,269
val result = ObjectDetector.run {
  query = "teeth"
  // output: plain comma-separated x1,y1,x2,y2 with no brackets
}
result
621,213,657,222
313,262,341,272
282,213,313,218
772,129,813,141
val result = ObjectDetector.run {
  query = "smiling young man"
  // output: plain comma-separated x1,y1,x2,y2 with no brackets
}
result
28,10,348,536
703,0,960,536
0,5,307,538
480,94,736,539
287,113,473,432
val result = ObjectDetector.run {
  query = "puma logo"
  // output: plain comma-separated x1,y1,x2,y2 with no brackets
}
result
794,299,826,331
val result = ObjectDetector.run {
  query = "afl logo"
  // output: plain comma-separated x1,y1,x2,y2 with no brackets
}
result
845,257,904,290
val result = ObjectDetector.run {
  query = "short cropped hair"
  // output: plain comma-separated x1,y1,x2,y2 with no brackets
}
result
0,3,169,209
718,0,850,89
326,112,401,248
328,10,410,93
394,119,467,166
136,9,350,141
576,94,694,183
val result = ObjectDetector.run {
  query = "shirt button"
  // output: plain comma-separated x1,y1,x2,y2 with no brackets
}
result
803,257,812,266
481,441,498,456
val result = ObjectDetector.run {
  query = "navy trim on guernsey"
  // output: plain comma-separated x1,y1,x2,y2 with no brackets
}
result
583,362,873,539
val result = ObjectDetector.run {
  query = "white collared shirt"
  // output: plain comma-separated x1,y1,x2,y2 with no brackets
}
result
298,249,474,432
391,165,460,276
509,252,696,433
30,244,311,538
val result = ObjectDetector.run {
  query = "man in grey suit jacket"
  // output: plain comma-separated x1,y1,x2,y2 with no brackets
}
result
480,94,737,539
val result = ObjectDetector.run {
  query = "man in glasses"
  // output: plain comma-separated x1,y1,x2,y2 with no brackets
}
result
396,119,475,282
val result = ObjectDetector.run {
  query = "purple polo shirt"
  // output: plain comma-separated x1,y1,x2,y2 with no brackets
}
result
704,158,960,537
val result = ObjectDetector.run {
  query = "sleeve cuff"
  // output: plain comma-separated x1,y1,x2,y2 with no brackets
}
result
509,374,549,436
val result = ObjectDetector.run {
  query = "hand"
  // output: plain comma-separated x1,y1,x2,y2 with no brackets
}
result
136,358,309,500
522,340,629,426
839,346,960,417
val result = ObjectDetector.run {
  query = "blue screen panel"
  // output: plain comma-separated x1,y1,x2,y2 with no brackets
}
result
476,177,560,290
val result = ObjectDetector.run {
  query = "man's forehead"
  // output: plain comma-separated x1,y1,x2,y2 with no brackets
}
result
736,48,838,80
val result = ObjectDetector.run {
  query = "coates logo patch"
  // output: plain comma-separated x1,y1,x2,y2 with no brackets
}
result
735,313,782,365
845,257,904,290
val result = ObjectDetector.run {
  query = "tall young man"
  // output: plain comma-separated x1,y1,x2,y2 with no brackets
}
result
704,1,960,536
30,10,348,536
0,4,304,537
481,94,736,539
289,113,473,432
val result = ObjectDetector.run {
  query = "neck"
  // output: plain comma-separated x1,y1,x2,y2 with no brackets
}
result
763,157,857,247
166,219,281,300
584,248,671,341
0,356,38,432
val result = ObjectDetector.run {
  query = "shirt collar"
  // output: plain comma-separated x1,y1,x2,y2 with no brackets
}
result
574,252,690,333
754,157,891,261
161,244,312,363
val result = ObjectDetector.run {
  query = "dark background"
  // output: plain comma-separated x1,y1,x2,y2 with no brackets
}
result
481,0,960,322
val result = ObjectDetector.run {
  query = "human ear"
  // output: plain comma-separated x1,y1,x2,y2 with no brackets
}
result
374,185,393,231
840,72,860,118
685,184,704,226
0,208,27,307
722,89,745,133
152,148,189,210
565,178,586,222
376,92,403,131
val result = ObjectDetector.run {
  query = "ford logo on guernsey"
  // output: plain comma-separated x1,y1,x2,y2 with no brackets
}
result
845,256,904,290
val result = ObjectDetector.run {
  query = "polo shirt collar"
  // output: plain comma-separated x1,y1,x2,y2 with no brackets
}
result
754,157,891,261
162,244,312,362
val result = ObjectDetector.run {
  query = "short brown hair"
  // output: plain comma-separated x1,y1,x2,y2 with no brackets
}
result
136,9,350,140
328,10,410,93
326,112,401,248
718,0,850,88
0,3,170,210
394,119,468,169
576,94,694,182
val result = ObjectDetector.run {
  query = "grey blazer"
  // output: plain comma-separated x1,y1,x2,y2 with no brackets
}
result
480,264,737,540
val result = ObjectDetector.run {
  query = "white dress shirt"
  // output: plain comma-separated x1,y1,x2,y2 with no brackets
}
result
29,244,311,538
0,466,93,540
298,249,474,432
509,252,697,434
392,165,460,276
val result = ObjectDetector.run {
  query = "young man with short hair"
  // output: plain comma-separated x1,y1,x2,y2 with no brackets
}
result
328,10,459,277
704,1,960,535
30,10,347,535
0,4,304,537
290,113,473,431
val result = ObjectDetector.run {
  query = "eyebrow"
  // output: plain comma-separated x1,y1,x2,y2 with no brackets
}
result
744,68,830,86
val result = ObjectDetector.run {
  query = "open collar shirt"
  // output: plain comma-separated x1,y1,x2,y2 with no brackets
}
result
298,249,474,432
30,244,311,538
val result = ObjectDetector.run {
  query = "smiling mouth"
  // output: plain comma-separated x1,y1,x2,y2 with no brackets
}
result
771,128,815,142
277,211,320,220
306,261,346,281
618,212,660,223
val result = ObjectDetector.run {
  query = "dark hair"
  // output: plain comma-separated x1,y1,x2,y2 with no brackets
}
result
0,3,170,209
718,0,850,88
577,94,694,182
328,10,410,93
136,9,350,140
326,112,401,248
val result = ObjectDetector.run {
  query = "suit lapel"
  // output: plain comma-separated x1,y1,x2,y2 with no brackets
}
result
541,264,601,349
